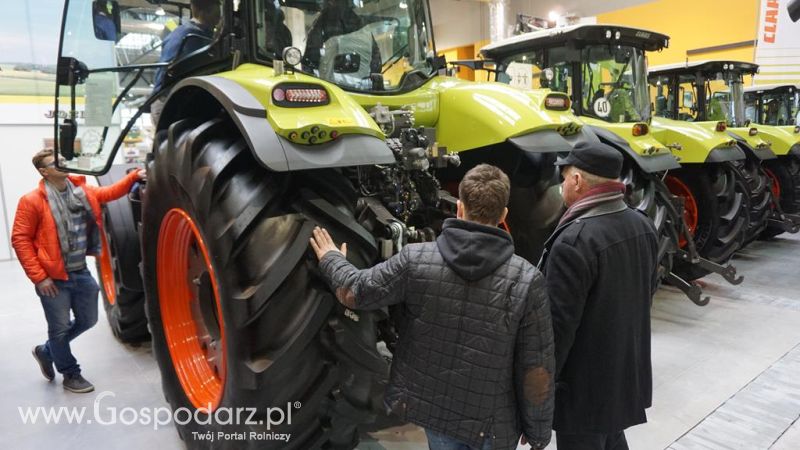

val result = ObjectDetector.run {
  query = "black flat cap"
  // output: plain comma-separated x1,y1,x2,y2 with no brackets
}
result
555,141,623,179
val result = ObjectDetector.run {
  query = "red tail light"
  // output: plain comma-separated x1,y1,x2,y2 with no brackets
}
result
272,83,330,107
716,122,727,132
632,123,649,137
544,94,570,111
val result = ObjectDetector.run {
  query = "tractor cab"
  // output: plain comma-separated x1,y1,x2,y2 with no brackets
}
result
649,60,800,160
648,60,758,128
744,84,800,127
481,24,667,127
52,0,443,175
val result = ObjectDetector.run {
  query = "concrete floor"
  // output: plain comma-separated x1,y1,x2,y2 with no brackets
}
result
2,233,800,449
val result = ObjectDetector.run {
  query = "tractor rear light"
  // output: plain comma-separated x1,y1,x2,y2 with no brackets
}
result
632,123,649,137
272,84,330,107
749,127,758,136
544,94,570,111
795,126,799,134
286,88,328,103
716,121,727,132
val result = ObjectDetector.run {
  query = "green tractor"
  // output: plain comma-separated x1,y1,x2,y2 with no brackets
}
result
744,83,800,233
52,0,585,446
476,24,744,304
649,61,800,240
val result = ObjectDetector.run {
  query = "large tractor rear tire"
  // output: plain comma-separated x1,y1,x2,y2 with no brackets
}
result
761,156,800,238
96,165,150,343
731,157,771,245
665,163,747,281
141,116,390,449
620,163,677,282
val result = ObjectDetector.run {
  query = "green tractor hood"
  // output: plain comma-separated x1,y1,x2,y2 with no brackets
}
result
350,77,583,153
650,117,745,164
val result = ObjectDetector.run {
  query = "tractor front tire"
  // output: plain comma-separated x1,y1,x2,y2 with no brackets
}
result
142,116,390,449
96,165,149,343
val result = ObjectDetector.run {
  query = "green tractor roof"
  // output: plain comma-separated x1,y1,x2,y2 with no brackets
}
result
649,60,759,77
480,23,669,58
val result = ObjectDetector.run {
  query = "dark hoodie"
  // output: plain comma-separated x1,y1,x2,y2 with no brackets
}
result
319,219,555,450
436,219,516,281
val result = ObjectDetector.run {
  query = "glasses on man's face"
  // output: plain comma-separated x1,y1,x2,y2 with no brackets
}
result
42,158,66,169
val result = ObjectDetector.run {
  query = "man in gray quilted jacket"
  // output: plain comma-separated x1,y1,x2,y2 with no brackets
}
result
310,164,555,450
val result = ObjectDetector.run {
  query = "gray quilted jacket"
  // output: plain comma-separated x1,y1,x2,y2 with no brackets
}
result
319,218,554,449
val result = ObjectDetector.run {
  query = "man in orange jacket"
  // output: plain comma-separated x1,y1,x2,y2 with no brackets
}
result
12,148,144,393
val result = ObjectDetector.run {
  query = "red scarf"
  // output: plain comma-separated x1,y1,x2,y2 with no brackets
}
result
558,181,626,226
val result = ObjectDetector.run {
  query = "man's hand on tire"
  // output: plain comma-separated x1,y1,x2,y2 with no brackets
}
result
36,278,58,297
309,226,347,261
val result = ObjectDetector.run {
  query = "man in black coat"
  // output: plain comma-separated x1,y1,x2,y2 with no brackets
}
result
309,164,554,450
540,142,659,450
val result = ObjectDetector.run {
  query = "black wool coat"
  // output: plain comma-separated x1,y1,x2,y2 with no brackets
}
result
539,199,659,434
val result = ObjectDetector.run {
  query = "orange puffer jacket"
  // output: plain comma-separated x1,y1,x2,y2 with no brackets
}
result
11,171,141,284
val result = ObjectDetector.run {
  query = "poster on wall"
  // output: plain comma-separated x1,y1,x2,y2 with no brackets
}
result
754,0,800,85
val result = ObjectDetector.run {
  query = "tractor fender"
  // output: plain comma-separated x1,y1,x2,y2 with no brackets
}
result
586,125,681,172
160,76,395,171
705,145,746,163
728,132,777,161
791,144,800,159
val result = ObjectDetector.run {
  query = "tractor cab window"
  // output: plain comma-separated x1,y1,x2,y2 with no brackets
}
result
54,0,218,174
573,45,650,123
676,75,700,121
760,90,800,125
705,71,746,127
744,92,758,124
255,0,435,93
649,75,676,119
496,50,547,89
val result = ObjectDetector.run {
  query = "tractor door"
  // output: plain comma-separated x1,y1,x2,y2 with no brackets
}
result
52,0,221,175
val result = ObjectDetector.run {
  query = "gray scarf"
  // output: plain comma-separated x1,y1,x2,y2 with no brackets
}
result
44,180,97,258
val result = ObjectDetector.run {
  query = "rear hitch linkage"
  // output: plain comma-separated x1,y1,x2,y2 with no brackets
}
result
664,272,709,307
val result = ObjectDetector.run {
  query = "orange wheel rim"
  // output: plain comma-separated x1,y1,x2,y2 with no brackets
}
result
157,208,226,411
765,169,781,203
665,175,698,248
99,230,116,305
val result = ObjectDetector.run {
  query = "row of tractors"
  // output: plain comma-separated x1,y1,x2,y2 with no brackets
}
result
50,0,800,448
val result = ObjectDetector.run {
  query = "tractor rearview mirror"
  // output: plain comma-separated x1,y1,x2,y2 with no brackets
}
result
333,53,361,74
59,119,78,161
92,0,121,42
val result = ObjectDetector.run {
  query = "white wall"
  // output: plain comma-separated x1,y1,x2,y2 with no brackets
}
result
510,0,654,18
0,125,56,261
430,0,492,50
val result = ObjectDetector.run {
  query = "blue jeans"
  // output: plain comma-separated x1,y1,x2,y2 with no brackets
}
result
425,429,492,450
37,269,99,376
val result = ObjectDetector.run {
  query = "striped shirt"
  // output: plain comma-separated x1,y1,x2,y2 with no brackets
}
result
59,190,89,272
